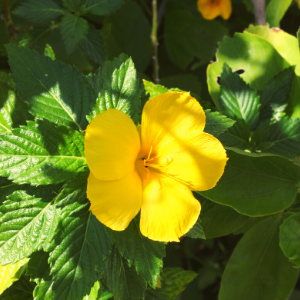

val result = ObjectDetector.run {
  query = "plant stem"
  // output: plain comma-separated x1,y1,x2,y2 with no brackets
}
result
251,0,265,25
151,0,159,84
1,0,17,41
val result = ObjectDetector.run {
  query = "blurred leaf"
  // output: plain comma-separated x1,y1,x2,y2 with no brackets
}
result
199,198,249,238
80,27,105,65
185,216,205,239
164,8,228,70
13,0,63,24
219,63,261,129
0,258,28,295
102,0,151,72
266,0,293,27
85,0,124,16
107,218,165,288
219,217,299,300
60,14,89,55
145,268,197,300
0,275,35,300
0,120,86,185
0,185,60,265
48,173,111,300
279,212,300,267
200,150,300,216
258,67,294,121
62,0,85,12
88,54,143,125
104,245,146,300
6,45,96,131
43,44,55,60
207,31,290,109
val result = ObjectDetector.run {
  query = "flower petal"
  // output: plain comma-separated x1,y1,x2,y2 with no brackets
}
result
197,1,221,20
87,170,142,231
85,109,140,181
152,131,228,191
220,0,232,19
140,172,201,242
140,92,205,157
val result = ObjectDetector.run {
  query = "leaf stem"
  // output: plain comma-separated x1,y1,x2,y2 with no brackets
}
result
251,0,265,25
1,0,17,42
151,0,159,84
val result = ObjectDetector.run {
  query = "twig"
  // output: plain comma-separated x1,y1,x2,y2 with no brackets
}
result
151,0,159,84
1,0,17,41
251,0,266,25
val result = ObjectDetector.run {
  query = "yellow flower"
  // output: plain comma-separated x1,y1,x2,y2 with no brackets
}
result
197,0,232,20
84,92,227,242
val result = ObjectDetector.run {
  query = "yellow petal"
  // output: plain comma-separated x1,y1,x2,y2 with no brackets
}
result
84,109,140,181
140,172,201,242
152,131,228,191
87,170,142,231
220,0,232,20
198,1,221,20
140,92,206,158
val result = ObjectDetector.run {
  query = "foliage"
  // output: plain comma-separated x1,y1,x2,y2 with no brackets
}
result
0,0,300,299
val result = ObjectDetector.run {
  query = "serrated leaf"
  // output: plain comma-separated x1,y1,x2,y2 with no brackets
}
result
88,54,142,125
60,14,89,55
0,275,35,300
204,110,235,138
107,218,165,288
0,120,86,185
13,0,63,24
145,268,197,300
220,63,261,129
48,174,111,300
6,45,97,131
259,67,294,121
0,177,19,207
143,80,169,99
279,212,300,267
259,116,300,159
0,258,29,295
0,185,60,265
104,245,146,300
85,0,124,16
62,0,86,12
44,44,56,60
185,216,205,239
80,28,105,65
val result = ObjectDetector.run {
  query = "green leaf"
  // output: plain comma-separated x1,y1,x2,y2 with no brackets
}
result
0,76,32,134
185,216,205,239
0,120,86,185
0,185,61,265
85,0,124,16
62,0,85,12
204,110,235,138
0,178,19,207
279,212,300,267
104,245,146,300
143,80,169,99
13,0,63,24
145,268,197,300
266,0,293,27
48,174,111,300
0,258,29,295
88,54,143,125
199,197,249,239
219,217,299,300
102,0,151,72
164,7,228,70
207,32,290,108
259,67,294,121
44,44,56,60
220,63,261,129
80,27,105,65
0,275,35,300
200,150,300,216
254,116,300,159
60,14,89,55
6,45,97,131
107,218,166,288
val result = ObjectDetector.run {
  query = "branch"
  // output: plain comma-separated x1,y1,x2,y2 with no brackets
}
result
1,0,17,41
151,0,159,84
251,0,266,25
